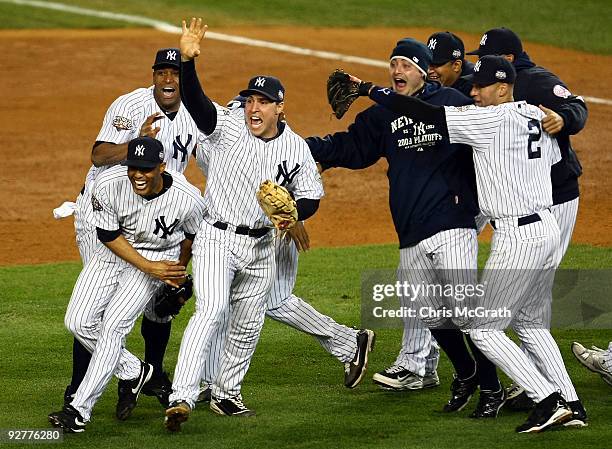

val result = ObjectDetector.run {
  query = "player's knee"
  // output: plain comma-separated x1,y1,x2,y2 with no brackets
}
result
468,328,494,346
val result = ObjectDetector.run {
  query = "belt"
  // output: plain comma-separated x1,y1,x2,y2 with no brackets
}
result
212,221,269,238
490,213,541,230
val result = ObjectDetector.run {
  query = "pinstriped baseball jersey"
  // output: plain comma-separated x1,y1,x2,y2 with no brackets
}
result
444,101,561,218
91,166,205,261
196,104,324,227
96,87,199,174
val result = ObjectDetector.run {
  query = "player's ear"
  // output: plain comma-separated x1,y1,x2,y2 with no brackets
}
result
452,60,462,74
159,162,166,174
276,101,285,115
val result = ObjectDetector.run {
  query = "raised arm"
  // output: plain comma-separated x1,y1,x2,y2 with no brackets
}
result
179,17,217,135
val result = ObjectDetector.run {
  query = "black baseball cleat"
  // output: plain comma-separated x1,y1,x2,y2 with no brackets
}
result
142,371,172,408
164,401,191,432
563,400,588,428
63,385,76,408
470,387,506,418
515,392,573,433
443,373,478,412
210,396,256,417
344,329,376,388
197,385,212,403
48,404,87,433
116,361,153,421
506,390,536,411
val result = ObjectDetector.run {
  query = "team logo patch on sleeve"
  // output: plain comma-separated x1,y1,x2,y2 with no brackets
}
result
91,195,103,212
553,84,572,99
112,116,134,130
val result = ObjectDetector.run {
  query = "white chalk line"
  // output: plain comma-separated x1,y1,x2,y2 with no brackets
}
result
3,0,611,106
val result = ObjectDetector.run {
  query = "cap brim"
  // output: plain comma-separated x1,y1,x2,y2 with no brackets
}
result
431,57,453,66
461,74,498,87
152,63,180,70
465,49,481,56
122,160,159,168
239,88,281,102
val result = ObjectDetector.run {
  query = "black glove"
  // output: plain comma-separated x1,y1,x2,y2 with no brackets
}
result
154,275,194,318
327,69,372,119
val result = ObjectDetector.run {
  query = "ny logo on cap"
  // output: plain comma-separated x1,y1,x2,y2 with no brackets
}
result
480,34,488,46
254,77,266,87
135,144,145,156
278,90,284,100
452,49,461,58
166,50,177,61
428,38,437,50
495,70,507,80
474,60,482,72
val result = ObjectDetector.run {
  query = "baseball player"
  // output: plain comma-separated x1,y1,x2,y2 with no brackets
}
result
309,38,504,418
572,341,612,386
48,137,206,433
362,55,585,432
426,31,474,97
163,18,324,432
466,28,588,415
195,99,375,400
64,47,200,411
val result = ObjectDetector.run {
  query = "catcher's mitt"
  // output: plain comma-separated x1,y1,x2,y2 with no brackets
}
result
154,275,194,318
256,180,298,230
327,69,372,119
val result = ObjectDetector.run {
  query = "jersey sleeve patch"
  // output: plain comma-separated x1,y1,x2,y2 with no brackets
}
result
91,194,103,212
553,84,572,99
112,116,134,130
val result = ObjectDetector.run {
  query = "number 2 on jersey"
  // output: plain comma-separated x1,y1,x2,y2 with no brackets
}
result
527,119,542,159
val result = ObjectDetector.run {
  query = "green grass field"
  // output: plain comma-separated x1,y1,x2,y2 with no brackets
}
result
1,244,611,448
0,0,611,53
1,1,611,447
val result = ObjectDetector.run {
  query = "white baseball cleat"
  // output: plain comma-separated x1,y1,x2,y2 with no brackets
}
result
571,341,612,386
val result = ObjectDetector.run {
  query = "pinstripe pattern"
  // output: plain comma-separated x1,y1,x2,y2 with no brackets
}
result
395,228,478,376
550,197,579,264
606,343,612,366
66,169,205,420
200,235,359,388
76,87,199,322
444,100,579,403
96,87,199,174
445,102,561,218
170,104,324,406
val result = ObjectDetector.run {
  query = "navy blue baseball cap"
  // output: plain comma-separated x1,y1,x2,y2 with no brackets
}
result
240,76,285,102
466,28,523,57
123,136,165,168
463,55,516,86
152,48,181,70
390,38,433,76
427,32,465,65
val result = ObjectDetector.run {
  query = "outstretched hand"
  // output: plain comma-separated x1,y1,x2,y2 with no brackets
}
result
180,17,208,61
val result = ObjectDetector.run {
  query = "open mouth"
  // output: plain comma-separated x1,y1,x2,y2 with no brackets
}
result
161,87,176,99
393,78,407,90
133,179,148,190
428,73,439,80
249,116,263,129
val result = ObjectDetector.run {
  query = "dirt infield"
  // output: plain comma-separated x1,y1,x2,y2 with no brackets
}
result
1,27,611,265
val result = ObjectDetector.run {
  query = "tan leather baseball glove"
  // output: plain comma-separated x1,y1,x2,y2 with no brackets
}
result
256,180,298,230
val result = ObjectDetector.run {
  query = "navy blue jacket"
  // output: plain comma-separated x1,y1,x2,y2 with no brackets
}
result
307,82,478,248
513,52,587,204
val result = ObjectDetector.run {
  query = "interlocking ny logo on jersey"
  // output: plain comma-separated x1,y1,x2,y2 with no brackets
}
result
153,216,180,239
254,77,266,87
166,50,177,61
135,144,145,156
173,134,193,162
275,160,301,187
